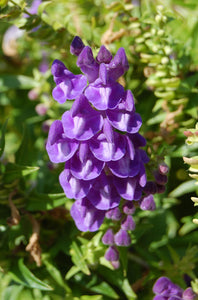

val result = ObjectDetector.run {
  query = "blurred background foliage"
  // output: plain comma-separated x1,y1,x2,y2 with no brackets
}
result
0,0,198,299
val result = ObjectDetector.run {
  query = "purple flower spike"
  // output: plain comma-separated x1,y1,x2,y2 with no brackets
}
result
87,172,120,210
62,94,103,141
77,46,99,83
140,194,156,211
113,176,142,200
52,60,87,103
70,198,105,232
183,287,197,300
114,229,131,246
108,47,129,81
59,167,92,200
122,202,136,215
121,215,136,231
168,297,182,300
69,144,104,181
96,45,113,64
46,120,79,163
104,246,119,261
105,207,122,220
70,36,85,56
84,77,124,110
102,229,114,245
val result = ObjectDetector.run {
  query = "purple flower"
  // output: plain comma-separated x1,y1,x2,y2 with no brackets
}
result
70,198,105,232
86,171,120,210
114,229,131,246
102,229,114,245
105,207,122,221
122,201,136,215
77,46,99,83
51,60,87,103
70,36,85,56
140,194,156,211
46,120,78,163
59,166,92,199
61,94,103,141
121,215,136,231
47,36,150,234
182,287,197,300
104,246,119,261
153,277,183,298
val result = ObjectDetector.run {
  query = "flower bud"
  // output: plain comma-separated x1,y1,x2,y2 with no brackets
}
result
105,207,122,221
114,229,131,246
121,215,136,231
104,246,119,261
182,287,197,300
70,36,85,56
122,201,136,215
140,194,156,211
102,229,114,245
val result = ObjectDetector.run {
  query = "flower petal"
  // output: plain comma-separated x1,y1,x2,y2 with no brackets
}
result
70,198,105,232
87,172,120,210
46,120,78,163
62,94,103,141
59,167,92,200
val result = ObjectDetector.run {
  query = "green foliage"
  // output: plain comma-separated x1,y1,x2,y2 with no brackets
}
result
0,0,198,299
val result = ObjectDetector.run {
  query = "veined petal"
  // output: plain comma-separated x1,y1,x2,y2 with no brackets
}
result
69,148,104,180
62,95,103,141
107,151,140,178
89,130,126,162
85,79,124,110
46,120,78,163
87,172,120,210
107,107,142,133
113,176,142,200
70,198,105,232
51,60,87,103
59,167,92,200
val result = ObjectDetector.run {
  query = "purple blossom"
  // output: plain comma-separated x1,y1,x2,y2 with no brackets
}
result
153,277,184,299
102,229,114,245
70,198,105,232
104,246,119,261
46,36,152,233
114,229,131,246
183,287,197,300
121,215,136,231
140,194,156,211
51,60,87,103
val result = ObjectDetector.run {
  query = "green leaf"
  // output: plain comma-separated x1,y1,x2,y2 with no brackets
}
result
65,265,81,280
42,255,71,293
169,180,197,197
0,75,37,92
90,282,119,299
3,163,39,183
26,192,67,211
9,259,53,291
122,278,137,300
0,119,8,158
1,285,23,300
80,296,103,300
70,242,90,276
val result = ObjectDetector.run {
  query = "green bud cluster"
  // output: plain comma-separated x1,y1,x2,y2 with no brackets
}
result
183,123,198,225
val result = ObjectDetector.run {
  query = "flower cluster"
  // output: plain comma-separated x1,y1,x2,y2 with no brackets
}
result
153,277,197,300
46,36,152,235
